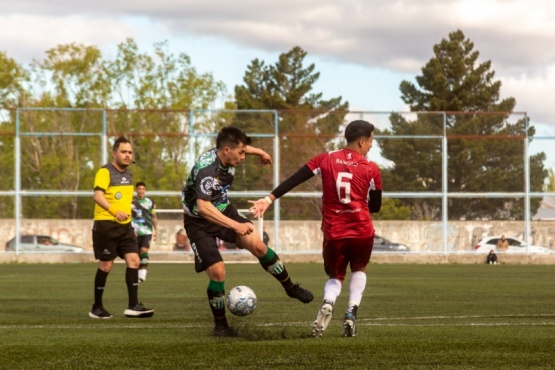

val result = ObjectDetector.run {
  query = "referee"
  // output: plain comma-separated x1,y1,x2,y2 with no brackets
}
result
89,136,154,319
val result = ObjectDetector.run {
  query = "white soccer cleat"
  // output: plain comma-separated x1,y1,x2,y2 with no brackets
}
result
312,300,334,337
138,269,147,283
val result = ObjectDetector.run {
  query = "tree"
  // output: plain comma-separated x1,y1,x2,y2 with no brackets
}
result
0,52,29,202
0,51,29,108
104,39,227,210
380,30,547,220
0,39,227,218
544,168,555,192
232,46,349,219
35,43,111,108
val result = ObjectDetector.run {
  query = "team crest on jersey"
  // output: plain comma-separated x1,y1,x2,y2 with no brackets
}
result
115,192,122,200
200,176,215,195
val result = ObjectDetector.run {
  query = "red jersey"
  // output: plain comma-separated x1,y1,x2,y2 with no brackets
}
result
306,148,382,240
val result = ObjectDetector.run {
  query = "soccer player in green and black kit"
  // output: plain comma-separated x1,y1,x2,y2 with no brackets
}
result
181,126,314,336
132,182,158,282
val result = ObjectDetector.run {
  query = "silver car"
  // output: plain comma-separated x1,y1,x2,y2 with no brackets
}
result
373,234,411,252
5,235,84,253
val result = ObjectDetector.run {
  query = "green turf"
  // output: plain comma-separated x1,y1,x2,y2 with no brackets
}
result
0,263,554,369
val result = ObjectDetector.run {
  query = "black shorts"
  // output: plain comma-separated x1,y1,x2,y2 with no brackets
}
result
137,234,153,249
92,221,138,261
184,206,251,273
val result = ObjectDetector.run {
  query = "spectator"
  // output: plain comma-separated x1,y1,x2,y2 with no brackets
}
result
496,235,509,251
173,229,191,251
486,249,498,264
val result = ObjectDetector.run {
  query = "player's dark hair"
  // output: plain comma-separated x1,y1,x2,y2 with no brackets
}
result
136,181,146,188
216,126,252,149
112,136,131,151
344,120,375,143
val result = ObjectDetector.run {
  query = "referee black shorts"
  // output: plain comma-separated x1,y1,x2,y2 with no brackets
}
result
92,220,138,261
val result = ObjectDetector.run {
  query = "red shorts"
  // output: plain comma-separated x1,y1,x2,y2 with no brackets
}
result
322,236,374,281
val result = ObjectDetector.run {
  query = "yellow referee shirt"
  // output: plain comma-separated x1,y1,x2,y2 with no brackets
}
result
93,163,134,224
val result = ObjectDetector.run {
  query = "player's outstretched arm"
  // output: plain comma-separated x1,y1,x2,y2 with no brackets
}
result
249,165,315,217
245,146,272,166
248,195,274,218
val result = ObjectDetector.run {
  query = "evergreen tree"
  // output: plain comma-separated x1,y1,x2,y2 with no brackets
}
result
380,30,546,220
232,46,349,219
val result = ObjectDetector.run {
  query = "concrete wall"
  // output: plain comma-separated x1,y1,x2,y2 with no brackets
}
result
2,218,555,253
2,250,555,265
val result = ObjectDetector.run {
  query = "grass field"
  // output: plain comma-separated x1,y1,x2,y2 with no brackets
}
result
1,262,554,369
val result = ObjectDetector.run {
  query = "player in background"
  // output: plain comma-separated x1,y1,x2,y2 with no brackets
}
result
249,120,382,337
131,182,158,283
90,137,154,319
182,126,314,337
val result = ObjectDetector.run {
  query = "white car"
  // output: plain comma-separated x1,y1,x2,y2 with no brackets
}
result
474,236,551,254
5,235,84,253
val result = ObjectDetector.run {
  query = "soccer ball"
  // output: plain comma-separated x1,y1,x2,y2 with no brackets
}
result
226,285,257,316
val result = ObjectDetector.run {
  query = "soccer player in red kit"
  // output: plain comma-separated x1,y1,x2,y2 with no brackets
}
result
249,120,382,337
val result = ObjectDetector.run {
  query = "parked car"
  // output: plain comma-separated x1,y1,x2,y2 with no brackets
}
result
474,236,551,254
5,235,84,253
373,234,410,252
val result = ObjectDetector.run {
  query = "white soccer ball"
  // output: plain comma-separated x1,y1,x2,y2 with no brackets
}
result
226,285,257,316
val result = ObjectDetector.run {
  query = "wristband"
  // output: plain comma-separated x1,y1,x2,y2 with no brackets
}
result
264,196,273,205
108,205,118,216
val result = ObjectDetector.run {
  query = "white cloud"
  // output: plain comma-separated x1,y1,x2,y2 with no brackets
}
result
502,65,555,125
0,0,554,125
0,14,137,62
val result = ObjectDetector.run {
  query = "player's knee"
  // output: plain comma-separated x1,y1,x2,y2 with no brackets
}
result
99,261,113,273
246,240,267,258
207,262,226,281
125,253,141,268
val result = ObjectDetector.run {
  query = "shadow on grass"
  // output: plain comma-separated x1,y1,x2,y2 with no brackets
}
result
226,323,313,341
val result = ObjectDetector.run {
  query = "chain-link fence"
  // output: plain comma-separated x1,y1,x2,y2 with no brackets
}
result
1,108,554,255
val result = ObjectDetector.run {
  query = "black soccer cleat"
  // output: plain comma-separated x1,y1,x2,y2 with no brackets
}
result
89,305,113,319
286,283,314,304
124,303,154,318
212,320,238,337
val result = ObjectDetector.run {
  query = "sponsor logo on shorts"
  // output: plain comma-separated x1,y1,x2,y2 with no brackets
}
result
191,243,202,263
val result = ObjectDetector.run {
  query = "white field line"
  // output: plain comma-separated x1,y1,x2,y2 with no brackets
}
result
1,313,553,330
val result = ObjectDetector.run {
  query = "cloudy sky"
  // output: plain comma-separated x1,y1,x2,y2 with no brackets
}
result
2,0,555,162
